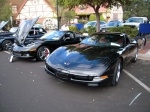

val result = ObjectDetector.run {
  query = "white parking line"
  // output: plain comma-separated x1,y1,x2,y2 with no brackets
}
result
123,69,150,93
129,92,142,106
4,51,11,54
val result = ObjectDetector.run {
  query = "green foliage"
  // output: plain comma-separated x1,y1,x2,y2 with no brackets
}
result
100,15,105,21
0,0,12,21
108,26,138,38
89,14,106,21
58,0,131,32
61,10,76,25
78,19,88,24
68,26,79,33
87,26,96,35
123,0,150,20
89,14,96,21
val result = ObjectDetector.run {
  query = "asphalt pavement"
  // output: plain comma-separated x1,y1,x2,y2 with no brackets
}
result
138,34,150,60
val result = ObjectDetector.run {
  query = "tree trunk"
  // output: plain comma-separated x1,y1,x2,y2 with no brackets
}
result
95,12,100,32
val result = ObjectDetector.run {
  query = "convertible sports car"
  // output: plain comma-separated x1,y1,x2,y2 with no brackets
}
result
10,18,85,62
45,32,138,86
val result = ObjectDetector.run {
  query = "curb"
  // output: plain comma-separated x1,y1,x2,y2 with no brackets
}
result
138,53,150,61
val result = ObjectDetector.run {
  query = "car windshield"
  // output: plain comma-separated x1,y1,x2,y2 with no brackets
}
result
86,22,96,26
126,18,143,23
40,31,65,40
108,22,117,26
81,34,124,47
100,21,106,25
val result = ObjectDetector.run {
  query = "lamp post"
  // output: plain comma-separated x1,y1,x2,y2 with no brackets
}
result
56,0,59,30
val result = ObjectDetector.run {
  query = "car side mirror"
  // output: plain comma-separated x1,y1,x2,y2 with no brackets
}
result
39,29,43,32
130,39,136,44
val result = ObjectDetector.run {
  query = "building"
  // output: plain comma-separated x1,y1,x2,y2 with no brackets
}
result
75,5,123,22
9,0,123,29
9,0,57,29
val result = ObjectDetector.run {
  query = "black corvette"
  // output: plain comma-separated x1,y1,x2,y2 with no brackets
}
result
10,18,85,62
45,32,138,86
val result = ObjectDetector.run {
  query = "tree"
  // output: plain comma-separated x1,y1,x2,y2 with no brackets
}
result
123,0,150,20
58,0,131,32
0,0,12,21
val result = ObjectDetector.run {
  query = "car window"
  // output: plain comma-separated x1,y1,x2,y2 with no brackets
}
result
28,30,38,36
40,31,65,40
125,36,130,46
100,21,106,25
86,22,96,26
126,18,143,23
81,34,124,47
63,32,75,41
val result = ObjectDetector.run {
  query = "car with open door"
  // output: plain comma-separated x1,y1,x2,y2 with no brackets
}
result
10,17,85,62
0,26,46,51
45,32,138,86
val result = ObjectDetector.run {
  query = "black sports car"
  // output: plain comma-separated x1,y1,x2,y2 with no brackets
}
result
10,17,85,62
45,32,138,86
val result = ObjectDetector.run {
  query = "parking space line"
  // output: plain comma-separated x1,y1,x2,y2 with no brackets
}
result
123,69,150,93
4,51,11,54
129,92,142,106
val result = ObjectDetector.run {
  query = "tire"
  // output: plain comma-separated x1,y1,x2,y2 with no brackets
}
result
132,48,138,63
111,59,122,86
2,40,13,50
36,46,50,61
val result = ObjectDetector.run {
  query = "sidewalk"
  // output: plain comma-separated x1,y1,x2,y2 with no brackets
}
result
138,34,150,60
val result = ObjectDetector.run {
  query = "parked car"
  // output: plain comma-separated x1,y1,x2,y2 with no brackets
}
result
122,17,149,30
0,27,46,51
106,20,122,28
45,32,138,86
10,17,86,62
84,21,107,31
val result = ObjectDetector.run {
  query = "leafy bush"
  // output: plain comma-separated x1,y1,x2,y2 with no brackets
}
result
87,26,96,35
89,14,96,21
68,26,79,33
89,14,106,21
108,26,138,38
100,15,105,21
78,19,88,24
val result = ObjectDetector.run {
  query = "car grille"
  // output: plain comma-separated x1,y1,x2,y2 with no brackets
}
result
56,72,69,79
71,75,94,81
46,65,94,81
46,65,56,75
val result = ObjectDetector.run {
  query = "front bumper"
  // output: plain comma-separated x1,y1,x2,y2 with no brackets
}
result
45,64,108,86
12,51,36,58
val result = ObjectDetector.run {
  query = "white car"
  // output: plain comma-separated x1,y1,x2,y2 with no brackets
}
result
122,17,148,30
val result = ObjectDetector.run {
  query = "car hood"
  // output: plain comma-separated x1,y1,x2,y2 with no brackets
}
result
46,44,120,76
15,17,39,45
0,21,9,30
